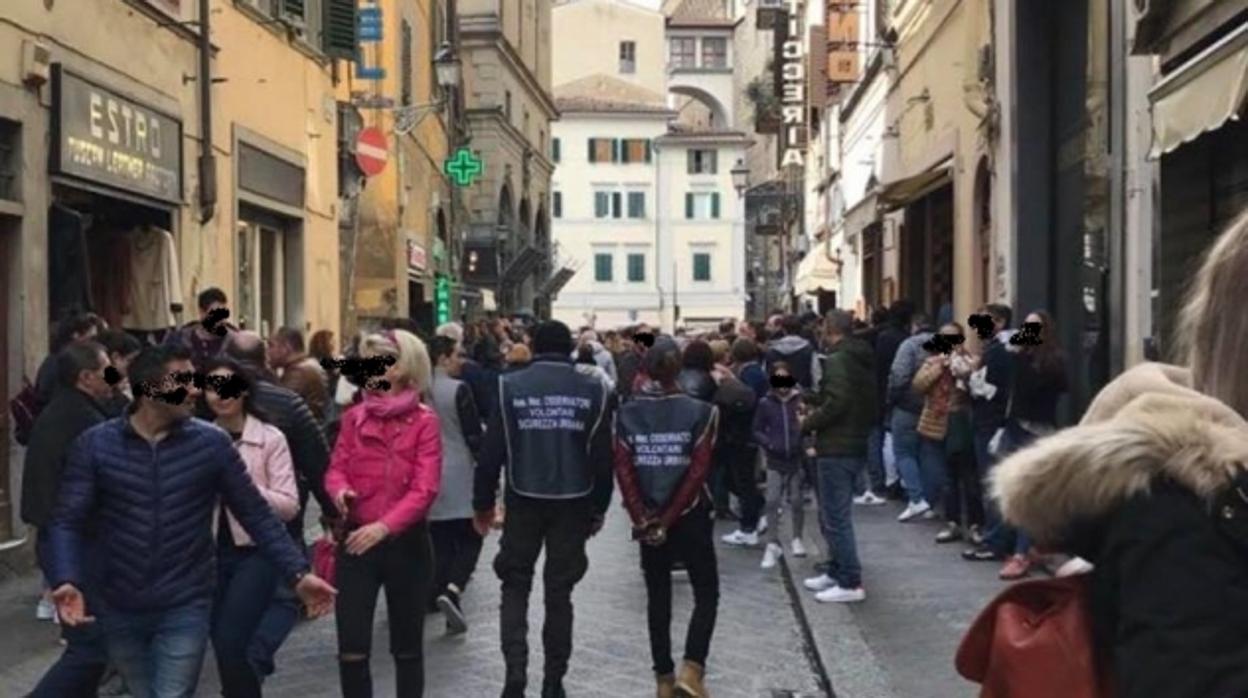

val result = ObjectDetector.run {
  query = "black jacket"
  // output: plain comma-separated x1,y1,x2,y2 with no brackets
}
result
250,379,333,526
474,355,613,516
992,363,1248,698
20,387,110,527
676,368,717,403
971,337,1014,432
873,323,907,420
803,337,877,457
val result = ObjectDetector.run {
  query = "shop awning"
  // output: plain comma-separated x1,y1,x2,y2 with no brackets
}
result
879,158,953,211
1149,22,1248,159
843,191,881,238
793,241,841,296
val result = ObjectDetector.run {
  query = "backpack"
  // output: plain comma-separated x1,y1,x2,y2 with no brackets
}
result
10,378,43,447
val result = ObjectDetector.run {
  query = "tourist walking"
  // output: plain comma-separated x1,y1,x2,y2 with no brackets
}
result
753,362,808,569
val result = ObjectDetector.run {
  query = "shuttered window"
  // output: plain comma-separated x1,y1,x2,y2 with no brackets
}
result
594,254,613,282
693,253,711,282
322,0,358,60
627,254,646,282
553,191,562,219
552,137,561,163
594,192,610,218
400,20,413,106
627,192,646,218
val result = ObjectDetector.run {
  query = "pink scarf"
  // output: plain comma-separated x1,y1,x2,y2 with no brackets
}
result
361,389,421,420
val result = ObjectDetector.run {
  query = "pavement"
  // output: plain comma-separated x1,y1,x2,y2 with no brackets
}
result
0,495,1007,698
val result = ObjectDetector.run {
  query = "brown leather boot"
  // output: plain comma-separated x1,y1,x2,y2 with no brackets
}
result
656,672,676,698
675,661,708,697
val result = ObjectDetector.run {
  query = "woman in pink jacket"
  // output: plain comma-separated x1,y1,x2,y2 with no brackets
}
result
203,357,300,697
325,329,442,698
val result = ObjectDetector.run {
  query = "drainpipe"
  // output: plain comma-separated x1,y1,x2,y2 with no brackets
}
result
198,0,217,223
653,140,665,325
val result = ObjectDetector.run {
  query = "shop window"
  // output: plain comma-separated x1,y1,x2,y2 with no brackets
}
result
670,37,696,68
620,41,636,74
702,38,728,68
0,119,19,202
594,253,613,282
237,217,301,336
627,253,646,282
687,149,718,174
692,252,712,282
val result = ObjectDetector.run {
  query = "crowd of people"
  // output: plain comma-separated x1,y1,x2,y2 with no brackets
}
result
14,207,1248,698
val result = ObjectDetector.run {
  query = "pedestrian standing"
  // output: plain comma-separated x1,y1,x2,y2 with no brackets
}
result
98,329,143,415
962,304,1017,564
801,309,877,603
22,342,114,698
887,312,939,521
764,316,821,392
202,357,300,697
268,327,331,423
324,330,442,698
426,336,485,636
473,321,613,698
615,338,720,698
163,288,237,370
754,362,809,570
989,209,1248,698
43,344,335,698
31,312,104,414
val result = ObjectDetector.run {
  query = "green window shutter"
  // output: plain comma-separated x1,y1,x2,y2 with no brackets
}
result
621,140,630,164
322,0,357,60
553,192,562,218
553,138,561,163
685,193,694,219
694,253,711,281
628,254,645,282
595,192,608,218
686,149,695,174
708,150,718,174
282,0,306,21
588,139,596,163
711,192,721,219
628,192,645,218
644,140,652,163
611,139,621,163
612,192,622,218
595,254,613,282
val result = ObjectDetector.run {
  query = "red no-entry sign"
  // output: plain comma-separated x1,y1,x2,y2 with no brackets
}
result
355,127,389,177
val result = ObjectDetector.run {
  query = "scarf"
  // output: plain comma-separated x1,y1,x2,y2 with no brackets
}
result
361,388,421,420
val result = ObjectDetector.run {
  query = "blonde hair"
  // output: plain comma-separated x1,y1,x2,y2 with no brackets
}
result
709,339,731,365
506,343,532,365
1177,208,1248,418
360,329,432,394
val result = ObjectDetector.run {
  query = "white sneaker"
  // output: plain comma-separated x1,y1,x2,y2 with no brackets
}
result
1055,557,1095,578
853,492,887,506
803,573,836,592
921,509,938,521
761,543,783,569
897,500,931,522
790,538,808,557
36,596,55,621
721,529,759,546
815,585,866,603
756,515,769,535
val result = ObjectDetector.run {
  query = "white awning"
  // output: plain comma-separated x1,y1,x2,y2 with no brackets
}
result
1149,22,1248,159
792,241,841,296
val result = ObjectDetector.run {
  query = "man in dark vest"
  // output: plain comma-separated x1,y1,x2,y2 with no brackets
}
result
473,321,613,698
614,338,720,697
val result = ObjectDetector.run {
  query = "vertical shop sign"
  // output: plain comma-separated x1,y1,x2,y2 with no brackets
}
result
357,0,385,80
780,0,807,168
435,274,451,325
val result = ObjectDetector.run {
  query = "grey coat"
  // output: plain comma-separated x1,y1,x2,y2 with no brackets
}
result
428,370,483,521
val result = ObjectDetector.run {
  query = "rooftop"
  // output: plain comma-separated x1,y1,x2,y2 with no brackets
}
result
554,75,674,114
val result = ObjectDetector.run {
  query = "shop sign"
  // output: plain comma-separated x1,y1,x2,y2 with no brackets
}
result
826,3,860,84
407,239,427,272
51,65,183,204
780,0,808,169
435,274,451,325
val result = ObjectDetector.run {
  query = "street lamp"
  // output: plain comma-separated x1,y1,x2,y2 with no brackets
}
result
731,159,750,197
394,42,461,135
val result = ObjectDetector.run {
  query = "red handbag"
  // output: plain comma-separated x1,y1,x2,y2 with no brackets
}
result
956,574,1113,698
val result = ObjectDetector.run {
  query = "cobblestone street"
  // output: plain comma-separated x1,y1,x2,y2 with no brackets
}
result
0,493,1005,697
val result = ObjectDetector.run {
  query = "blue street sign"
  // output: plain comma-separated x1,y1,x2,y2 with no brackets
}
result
359,7,383,42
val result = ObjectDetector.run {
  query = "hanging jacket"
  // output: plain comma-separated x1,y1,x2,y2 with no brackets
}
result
992,362,1248,698
614,389,719,529
752,389,803,471
324,391,442,534
474,355,614,515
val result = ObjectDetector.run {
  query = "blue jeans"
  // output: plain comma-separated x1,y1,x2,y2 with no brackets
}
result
890,410,924,504
248,587,301,680
816,457,865,589
212,545,281,697
918,436,949,511
32,532,108,698
855,426,887,496
101,599,211,698
983,424,1035,555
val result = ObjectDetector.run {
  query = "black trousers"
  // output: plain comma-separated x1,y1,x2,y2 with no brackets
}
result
723,444,764,531
336,523,433,698
494,496,593,686
640,502,719,676
430,518,485,598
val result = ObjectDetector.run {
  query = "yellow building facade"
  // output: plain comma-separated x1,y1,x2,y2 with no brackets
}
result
338,0,459,339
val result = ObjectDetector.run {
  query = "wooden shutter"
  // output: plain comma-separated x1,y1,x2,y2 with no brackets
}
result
685,193,694,219
644,139,653,163
612,192,622,218
711,192,721,219
621,140,631,164
281,0,306,21
323,0,357,60
553,138,560,163
588,138,597,163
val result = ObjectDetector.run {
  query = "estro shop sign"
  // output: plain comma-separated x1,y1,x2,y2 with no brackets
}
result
51,65,183,204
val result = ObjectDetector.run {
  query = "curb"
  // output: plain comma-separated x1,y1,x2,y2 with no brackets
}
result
778,552,836,698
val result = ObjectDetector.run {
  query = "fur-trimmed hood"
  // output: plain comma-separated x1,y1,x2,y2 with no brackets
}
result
990,362,1248,545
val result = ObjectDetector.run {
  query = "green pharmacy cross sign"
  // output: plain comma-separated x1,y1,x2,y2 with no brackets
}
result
444,148,483,187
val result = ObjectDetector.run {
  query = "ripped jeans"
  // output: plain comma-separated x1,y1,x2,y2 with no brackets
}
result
335,522,433,698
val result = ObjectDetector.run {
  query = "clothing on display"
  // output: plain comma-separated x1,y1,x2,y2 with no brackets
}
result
48,204,93,318
120,225,183,331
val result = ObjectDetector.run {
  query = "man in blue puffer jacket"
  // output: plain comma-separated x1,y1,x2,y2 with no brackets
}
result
43,344,336,698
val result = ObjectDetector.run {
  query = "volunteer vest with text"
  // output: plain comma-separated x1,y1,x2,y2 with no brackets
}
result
498,359,608,499
617,393,717,512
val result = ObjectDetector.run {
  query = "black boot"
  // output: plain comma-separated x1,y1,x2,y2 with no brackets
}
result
501,680,526,698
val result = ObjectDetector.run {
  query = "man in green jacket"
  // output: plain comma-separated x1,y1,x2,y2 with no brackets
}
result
799,309,878,603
